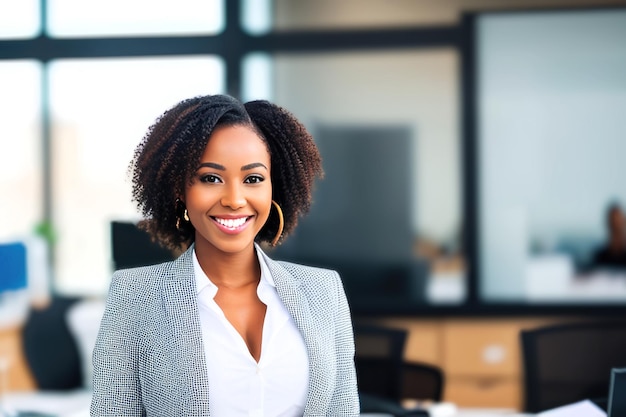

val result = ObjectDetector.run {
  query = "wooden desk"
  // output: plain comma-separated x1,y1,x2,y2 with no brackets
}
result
0,325,37,392
365,316,578,409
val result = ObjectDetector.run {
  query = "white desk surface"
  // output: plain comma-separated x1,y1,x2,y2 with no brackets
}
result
2,392,534,417
2,390,91,416
451,409,531,416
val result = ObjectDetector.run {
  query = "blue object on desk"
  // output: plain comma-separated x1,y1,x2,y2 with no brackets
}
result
0,241,28,292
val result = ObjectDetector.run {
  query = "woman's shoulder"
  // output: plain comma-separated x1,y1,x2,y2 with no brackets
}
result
275,259,339,279
273,260,343,296
109,258,180,298
113,259,174,280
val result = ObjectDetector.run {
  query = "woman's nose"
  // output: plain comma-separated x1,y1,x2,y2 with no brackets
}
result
221,184,246,209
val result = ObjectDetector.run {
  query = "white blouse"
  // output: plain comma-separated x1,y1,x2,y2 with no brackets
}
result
193,245,309,417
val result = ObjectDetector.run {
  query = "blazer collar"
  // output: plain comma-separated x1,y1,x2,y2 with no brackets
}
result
163,245,211,413
258,248,331,415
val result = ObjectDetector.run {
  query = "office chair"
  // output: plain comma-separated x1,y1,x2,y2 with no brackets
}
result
21,296,83,390
521,320,626,413
354,324,444,416
401,361,444,403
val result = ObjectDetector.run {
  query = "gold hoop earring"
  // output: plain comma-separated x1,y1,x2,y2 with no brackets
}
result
175,198,189,230
271,200,284,246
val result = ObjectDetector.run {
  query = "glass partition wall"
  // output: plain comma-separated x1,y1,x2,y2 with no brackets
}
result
470,8,626,308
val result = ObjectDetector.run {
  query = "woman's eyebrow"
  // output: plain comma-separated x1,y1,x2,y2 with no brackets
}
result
198,162,225,170
242,162,268,171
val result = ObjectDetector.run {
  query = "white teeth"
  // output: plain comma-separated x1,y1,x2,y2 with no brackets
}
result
216,217,247,229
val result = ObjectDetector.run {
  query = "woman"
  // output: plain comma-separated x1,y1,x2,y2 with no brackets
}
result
91,94,359,416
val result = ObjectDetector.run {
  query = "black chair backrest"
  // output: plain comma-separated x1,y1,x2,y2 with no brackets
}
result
521,320,626,413
401,362,444,403
22,296,83,390
354,324,408,401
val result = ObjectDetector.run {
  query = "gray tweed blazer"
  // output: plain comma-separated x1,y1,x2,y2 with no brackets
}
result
90,245,359,416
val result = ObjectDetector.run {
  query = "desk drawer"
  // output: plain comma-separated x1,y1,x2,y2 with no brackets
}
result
445,376,521,409
442,320,549,377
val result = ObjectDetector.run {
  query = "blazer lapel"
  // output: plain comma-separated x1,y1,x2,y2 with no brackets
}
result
260,249,332,415
162,245,211,414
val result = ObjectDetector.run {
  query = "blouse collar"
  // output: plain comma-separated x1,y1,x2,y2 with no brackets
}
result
193,243,276,296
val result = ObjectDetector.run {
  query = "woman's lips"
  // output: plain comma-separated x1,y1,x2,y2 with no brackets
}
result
211,216,252,234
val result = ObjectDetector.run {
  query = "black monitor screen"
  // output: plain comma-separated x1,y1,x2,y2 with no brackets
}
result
111,221,175,270
269,124,429,313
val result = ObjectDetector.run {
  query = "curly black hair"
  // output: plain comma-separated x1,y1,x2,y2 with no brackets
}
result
130,94,323,251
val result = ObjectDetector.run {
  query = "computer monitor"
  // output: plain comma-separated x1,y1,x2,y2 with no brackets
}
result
608,368,626,417
110,221,175,270
270,124,428,312
0,241,28,293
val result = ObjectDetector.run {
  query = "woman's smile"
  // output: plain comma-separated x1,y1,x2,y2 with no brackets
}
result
212,215,253,234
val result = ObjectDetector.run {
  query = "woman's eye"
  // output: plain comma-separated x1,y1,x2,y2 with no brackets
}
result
200,174,221,183
244,175,264,184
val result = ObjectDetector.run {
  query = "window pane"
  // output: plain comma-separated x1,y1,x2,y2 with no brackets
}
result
241,0,272,35
0,61,42,240
49,56,224,295
241,52,273,102
266,50,465,310
0,0,40,38
48,0,223,38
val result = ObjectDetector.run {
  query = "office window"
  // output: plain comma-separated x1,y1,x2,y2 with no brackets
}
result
47,0,224,37
0,61,42,240
49,56,224,295
0,0,40,39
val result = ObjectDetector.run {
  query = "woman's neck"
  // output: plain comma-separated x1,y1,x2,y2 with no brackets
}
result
194,242,261,289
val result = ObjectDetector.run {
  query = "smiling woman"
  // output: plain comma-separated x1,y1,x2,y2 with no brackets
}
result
91,94,359,416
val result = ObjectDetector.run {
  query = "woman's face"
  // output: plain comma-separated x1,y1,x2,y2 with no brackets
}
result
184,124,272,256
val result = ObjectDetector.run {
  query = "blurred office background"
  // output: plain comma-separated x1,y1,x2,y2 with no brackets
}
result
2,0,626,412
3,0,626,311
